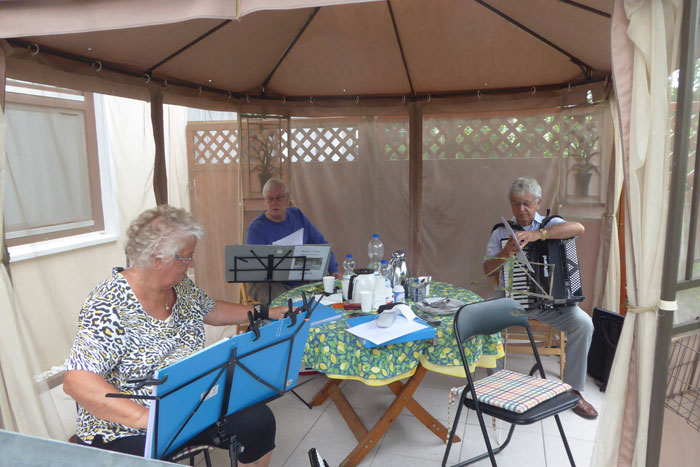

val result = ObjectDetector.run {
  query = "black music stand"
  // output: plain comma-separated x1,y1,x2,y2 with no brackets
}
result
108,295,319,466
225,244,331,304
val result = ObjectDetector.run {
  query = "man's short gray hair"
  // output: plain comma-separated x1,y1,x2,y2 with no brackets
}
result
508,177,542,202
125,205,204,268
262,178,289,197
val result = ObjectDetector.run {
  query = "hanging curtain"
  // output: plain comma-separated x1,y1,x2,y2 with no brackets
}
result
592,0,682,465
594,94,625,311
0,41,67,439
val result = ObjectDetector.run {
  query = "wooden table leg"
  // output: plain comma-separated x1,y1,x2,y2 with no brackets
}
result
310,378,340,406
327,382,369,442
388,371,461,443
309,377,369,442
339,366,427,467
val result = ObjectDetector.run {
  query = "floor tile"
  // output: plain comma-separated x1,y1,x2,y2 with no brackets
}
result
377,413,464,465
458,423,546,467
543,433,594,467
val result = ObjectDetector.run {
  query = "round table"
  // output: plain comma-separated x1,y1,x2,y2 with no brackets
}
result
272,281,504,384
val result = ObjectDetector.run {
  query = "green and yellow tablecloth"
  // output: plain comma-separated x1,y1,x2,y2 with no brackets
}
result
272,281,504,386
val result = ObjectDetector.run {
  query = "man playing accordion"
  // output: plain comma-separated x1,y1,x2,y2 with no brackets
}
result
483,177,598,419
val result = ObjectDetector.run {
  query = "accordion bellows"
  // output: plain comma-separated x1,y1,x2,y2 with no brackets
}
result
502,238,584,309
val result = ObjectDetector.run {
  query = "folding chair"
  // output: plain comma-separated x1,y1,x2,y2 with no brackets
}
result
442,298,579,467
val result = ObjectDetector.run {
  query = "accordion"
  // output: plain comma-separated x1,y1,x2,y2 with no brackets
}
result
501,237,584,309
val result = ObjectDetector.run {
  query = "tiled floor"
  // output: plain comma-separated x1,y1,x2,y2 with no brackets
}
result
202,353,604,466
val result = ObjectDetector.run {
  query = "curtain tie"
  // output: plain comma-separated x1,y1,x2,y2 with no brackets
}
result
626,305,657,313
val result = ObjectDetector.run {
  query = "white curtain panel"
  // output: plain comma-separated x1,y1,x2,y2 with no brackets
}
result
0,55,66,438
599,94,624,312
592,0,682,465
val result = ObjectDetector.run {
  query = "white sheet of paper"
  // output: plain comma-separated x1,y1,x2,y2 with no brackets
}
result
393,303,417,321
345,315,428,345
501,216,534,272
272,228,304,246
288,244,332,281
319,292,343,305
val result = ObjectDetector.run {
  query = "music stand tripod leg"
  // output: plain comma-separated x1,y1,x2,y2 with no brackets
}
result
228,435,242,467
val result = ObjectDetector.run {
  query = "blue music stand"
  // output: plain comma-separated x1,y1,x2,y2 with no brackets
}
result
135,297,318,465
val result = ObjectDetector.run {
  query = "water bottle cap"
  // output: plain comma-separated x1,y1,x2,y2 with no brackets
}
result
373,233,379,238
381,259,387,264
346,254,352,258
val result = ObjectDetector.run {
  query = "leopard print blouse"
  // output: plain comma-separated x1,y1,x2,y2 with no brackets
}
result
66,272,215,444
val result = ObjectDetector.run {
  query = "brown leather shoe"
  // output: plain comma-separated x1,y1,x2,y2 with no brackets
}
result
572,394,598,419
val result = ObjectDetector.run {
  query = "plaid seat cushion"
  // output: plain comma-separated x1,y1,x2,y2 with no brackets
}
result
466,370,571,414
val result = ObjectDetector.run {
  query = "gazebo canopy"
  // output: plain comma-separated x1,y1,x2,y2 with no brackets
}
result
0,0,612,107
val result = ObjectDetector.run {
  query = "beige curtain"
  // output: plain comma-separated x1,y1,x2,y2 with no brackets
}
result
591,0,682,465
0,42,67,439
595,94,624,311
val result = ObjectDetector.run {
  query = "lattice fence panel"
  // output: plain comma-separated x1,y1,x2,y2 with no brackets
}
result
380,120,410,161
193,128,238,165
290,125,359,162
423,114,564,160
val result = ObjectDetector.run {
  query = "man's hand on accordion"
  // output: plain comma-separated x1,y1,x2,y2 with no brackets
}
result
514,230,543,248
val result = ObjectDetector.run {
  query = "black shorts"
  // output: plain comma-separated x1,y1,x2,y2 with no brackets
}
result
79,404,276,464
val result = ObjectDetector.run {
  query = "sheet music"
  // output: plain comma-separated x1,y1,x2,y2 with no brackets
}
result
272,228,304,246
288,244,331,280
501,216,534,272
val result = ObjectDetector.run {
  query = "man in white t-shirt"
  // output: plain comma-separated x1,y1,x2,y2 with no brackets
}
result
483,177,598,419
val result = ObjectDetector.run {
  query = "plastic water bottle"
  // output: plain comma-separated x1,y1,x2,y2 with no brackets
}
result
393,283,405,303
368,233,384,272
380,259,393,303
342,254,355,279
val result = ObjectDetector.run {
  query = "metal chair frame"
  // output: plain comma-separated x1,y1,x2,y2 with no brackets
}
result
442,298,579,467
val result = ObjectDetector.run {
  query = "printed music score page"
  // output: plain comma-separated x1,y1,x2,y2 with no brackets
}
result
501,216,534,272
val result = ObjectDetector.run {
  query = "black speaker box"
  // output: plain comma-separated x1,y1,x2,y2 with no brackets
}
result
587,307,625,391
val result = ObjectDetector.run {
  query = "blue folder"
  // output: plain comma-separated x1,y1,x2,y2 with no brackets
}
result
345,315,435,348
293,300,343,327
144,312,311,460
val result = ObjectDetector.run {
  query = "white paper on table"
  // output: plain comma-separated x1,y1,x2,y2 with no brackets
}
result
319,292,343,305
392,303,417,321
501,216,534,272
345,314,428,346
272,228,304,246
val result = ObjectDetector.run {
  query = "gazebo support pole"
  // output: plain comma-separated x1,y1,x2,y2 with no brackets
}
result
150,86,168,205
408,102,423,275
648,0,699,465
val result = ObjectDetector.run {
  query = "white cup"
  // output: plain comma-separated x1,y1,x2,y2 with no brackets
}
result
322,276,335,294
341,278,350,300
359,290,373,313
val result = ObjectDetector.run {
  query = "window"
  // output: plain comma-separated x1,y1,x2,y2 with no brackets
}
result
3,80,116,258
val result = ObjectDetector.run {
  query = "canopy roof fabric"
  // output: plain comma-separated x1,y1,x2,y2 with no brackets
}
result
0,0,613,108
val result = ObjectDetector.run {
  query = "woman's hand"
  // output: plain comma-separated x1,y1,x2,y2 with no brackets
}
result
268,305,288,320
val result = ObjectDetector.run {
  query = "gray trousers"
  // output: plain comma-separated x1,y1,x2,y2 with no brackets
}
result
489,291,594,392
248,282,295,306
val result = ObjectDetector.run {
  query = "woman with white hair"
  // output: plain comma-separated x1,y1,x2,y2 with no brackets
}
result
64,205,286,465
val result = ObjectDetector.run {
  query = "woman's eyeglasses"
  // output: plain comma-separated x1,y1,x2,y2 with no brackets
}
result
174,254,194,266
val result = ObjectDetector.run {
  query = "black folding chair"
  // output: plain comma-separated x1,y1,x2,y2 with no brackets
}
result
442,298,579,467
